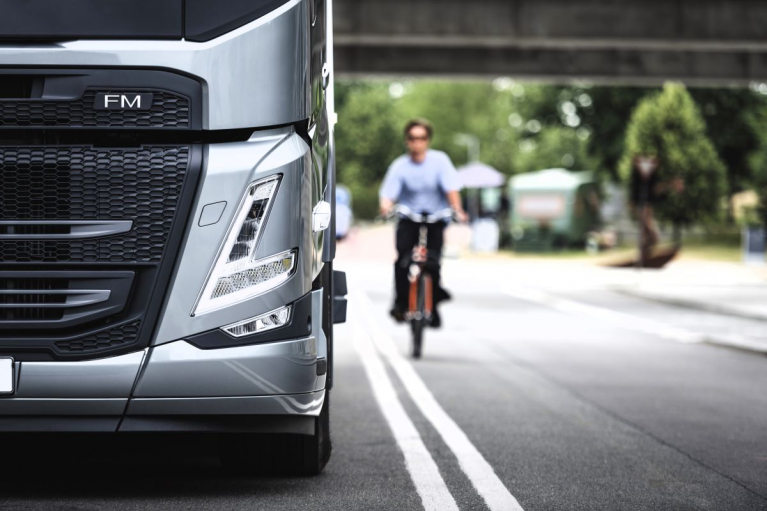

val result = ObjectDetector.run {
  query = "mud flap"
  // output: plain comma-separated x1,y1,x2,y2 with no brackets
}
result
333,270,347,324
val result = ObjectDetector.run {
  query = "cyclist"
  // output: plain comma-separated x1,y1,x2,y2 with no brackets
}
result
379,119,468,327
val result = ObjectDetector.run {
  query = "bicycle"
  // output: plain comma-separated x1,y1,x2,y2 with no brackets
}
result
386,205,454,359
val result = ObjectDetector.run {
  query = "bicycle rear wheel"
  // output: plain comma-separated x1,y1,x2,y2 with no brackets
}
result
411,319,423,358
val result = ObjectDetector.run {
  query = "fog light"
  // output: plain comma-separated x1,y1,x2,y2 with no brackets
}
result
222,305,292,338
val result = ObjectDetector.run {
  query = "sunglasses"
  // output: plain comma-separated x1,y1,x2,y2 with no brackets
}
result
407,135,429,142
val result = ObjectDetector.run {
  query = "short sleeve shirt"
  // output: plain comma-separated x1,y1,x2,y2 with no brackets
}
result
379,150,462,215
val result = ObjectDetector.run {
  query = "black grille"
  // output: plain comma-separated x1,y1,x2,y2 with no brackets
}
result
0,146,189,263
0,278,67,321
55,321,142,353
0,90,190,129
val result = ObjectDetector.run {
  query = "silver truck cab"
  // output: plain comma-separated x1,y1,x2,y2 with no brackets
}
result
0,0,345,475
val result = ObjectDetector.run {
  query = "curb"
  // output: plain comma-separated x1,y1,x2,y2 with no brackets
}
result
702,336,767,356
614,288,767,323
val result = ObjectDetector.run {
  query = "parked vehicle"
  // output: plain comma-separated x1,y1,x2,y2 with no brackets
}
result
0,0,345,475
336,185,354,240
508,169,601,251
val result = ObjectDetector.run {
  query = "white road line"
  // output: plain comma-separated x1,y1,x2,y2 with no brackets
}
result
352,320,459,511
356,292,525,511
504,286,703,344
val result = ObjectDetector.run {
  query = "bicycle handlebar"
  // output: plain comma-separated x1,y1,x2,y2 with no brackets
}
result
383,205,456,224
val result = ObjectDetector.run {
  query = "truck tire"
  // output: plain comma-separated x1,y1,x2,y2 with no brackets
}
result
300,389,332,475
218,391,331,476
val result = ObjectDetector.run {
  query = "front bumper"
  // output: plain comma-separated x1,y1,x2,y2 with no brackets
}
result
0,331,325,433
0,284,328,433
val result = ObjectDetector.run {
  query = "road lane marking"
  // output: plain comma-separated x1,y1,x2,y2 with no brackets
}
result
504,287,703,344
352,320,459,511
356,292,525,511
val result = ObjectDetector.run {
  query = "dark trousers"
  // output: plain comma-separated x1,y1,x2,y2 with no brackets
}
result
394,219,448,310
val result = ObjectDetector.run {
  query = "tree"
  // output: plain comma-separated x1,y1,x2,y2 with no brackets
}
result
514,127,597,173
334,81,403,219
393,80,520,175
619,83,727,230
579,87,655,180
746,98,767,227
689,88,764,222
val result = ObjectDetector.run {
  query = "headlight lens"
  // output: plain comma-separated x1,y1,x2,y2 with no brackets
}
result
194,175,296,315
210,250,296,301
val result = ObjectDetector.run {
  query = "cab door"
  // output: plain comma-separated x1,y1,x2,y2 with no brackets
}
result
309,0,332,279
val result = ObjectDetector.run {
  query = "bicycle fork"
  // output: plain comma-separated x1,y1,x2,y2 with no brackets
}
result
407,225,433,321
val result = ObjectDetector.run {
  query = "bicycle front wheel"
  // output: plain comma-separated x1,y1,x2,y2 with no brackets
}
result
410,273,427,359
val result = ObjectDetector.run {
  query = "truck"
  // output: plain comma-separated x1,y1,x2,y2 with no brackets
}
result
0,0,345,475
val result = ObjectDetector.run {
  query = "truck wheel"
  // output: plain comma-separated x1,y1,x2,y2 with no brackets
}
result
301,389,332,475
218,391,331,476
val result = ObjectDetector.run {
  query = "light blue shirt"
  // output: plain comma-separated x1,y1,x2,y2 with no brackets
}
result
379,150,461,215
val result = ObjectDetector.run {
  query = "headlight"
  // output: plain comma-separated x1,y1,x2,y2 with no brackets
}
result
221,305,292,338
194,175,295,315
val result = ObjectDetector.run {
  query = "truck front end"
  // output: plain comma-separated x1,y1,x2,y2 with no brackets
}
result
0,0,342,474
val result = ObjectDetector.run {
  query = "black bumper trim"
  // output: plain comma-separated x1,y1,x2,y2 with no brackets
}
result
186,292,314,350
119,415,315,435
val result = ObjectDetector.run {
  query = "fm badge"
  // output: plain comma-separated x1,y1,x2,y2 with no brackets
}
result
94,93,153,110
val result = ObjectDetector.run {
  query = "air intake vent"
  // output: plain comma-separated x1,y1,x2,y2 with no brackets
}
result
0,278,68,320
0,146,189,263
55,320,142,353
0,271,134,330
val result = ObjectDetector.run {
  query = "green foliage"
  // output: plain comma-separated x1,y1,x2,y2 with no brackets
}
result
620,83,727,227
334,81,403,217
335,81,402,189
689,88,764,220
578,87,654,179
393,81,518,175
747,99,767,226
514,127,597,173
334,78,767,223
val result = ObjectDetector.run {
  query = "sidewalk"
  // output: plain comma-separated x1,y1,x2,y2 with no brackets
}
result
616,284,767,322
606,258,767,320
338,224,767,354
602,260,767,354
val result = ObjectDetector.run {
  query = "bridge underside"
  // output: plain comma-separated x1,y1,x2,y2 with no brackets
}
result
334,0,767,84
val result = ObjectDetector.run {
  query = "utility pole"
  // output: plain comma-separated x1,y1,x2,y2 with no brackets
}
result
454,133,480,163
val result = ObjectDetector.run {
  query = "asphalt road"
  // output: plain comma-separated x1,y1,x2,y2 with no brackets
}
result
1,250,766,510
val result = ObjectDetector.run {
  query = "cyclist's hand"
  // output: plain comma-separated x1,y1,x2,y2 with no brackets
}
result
454,209,469,224
379,198,396,219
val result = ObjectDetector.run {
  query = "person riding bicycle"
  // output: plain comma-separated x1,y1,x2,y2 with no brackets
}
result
379,119,468,328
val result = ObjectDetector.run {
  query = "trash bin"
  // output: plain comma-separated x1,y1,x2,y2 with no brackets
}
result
743,227,765,265
471,218,500,252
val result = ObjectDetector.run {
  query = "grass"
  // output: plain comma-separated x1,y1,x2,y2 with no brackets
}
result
497,243,744,263
677,243,742,262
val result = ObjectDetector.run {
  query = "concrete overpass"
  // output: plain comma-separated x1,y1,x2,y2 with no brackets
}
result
333,0,767,84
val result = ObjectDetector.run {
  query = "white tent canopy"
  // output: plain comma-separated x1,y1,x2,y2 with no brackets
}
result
457,162,505,189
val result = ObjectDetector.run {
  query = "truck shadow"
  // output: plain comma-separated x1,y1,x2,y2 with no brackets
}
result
0,433,322,501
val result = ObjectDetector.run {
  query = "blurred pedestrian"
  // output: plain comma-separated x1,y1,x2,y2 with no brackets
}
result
630,157,685,262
